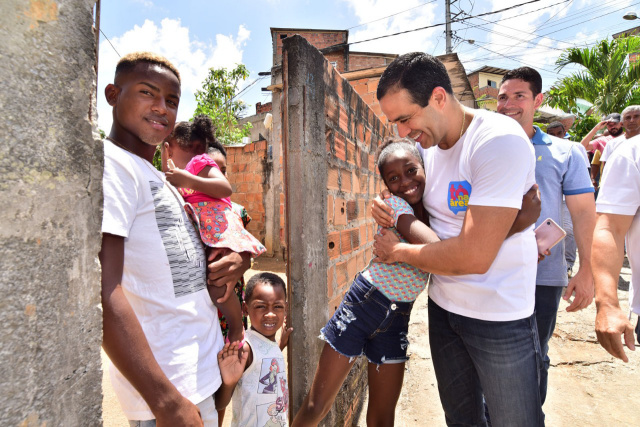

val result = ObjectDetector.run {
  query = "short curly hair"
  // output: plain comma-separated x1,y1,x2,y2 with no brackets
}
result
115,51,180,84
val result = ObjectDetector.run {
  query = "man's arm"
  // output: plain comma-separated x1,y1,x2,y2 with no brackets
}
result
581,121,606,151
592,213,636,362
374,205,518,275
564,193,596,311
100,233,203,426
207,249,252,302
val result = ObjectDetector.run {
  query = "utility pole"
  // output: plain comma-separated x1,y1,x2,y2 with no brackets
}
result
446,0,452,54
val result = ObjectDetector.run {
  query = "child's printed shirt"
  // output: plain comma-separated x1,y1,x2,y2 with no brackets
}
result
361,195,430,302
231,329,289,426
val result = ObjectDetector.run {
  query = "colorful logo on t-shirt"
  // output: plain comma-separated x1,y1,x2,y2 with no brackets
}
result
448,180,471,214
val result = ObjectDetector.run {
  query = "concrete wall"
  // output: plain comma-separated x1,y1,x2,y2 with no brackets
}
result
282,36,389,426
0,0,103,425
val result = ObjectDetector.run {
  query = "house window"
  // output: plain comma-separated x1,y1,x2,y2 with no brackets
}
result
330,61,338,68
487,80,497,88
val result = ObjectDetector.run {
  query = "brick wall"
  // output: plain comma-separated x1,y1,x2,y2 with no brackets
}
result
348,53,395,72
256,102,272,114
273,30,347,68
226,141,269,245
349,76,384,118
282,35,390,426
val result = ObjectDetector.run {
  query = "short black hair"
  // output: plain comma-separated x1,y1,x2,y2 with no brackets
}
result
501,67,542,97
115,51,180,84
169,114,220,155
245,272,287,303
375,136,423,178
377,52,453,107
547,121,565,132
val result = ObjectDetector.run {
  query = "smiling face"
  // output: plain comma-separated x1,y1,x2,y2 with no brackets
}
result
380,150,426,206
497,78,544,136
244,282,287,341
106,63,180,156
379,88,446,149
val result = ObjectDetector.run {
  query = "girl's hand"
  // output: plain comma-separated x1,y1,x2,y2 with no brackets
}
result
165,167,194,189
279,316,293,350
371,190,395,228
217,341,249,386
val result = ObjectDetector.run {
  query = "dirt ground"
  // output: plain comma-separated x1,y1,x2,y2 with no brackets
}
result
103,257,639,426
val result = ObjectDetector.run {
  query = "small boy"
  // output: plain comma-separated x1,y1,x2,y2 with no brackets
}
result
215,272,293,426
100,51,250,426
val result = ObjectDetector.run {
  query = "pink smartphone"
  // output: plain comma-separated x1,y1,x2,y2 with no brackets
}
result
534,218,566,255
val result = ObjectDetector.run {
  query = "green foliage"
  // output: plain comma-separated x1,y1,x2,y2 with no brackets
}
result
152,147,162,171
546,36,640,116
98,128,106,139
194,64,252,145
570,112,599,141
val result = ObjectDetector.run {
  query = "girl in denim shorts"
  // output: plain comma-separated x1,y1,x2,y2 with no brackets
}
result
292,137,439,425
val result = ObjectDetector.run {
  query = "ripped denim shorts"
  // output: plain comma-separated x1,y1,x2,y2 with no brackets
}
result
320,273,413,365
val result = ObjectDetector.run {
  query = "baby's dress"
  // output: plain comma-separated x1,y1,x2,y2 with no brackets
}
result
179,154,266,258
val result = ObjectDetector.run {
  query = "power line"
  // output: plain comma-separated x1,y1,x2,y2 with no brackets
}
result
347,0,438,30
538,1,640,38
346,0,547,46
99,27,121,57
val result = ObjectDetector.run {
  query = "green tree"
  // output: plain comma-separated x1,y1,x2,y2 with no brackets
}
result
194,64,252,145
546,36,640,116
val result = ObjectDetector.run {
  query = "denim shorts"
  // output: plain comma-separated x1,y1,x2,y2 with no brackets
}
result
320,273,413,365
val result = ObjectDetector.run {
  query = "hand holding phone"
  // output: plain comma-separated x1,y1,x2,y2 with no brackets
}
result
534,218,566,255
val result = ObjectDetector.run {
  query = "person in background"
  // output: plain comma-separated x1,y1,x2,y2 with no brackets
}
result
497,66,595,412
600,106,640,171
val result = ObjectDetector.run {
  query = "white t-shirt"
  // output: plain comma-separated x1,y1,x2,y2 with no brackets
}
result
418,109,538,321
600,134,627,162
596,135,640,315
102,140,223,420
231,329,289,427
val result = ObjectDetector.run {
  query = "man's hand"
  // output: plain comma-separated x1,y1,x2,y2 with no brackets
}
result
279,316,293,350
564,267,594,312
373,228,402,263
509,184,541,237
207,249,251,302
154,395,203,427
595,304,636,362
165,167,195,189
371,190,394,228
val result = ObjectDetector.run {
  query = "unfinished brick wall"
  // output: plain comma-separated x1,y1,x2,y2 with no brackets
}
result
272,29,347,69
348,53,396,72
226,142,268,244
283,35,390,426
349,76,385,118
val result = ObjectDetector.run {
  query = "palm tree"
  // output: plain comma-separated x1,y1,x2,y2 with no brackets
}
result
546,36,640,116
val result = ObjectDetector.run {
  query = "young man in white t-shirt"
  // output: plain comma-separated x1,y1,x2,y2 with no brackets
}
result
372,52,543,426
100,52,250,426
593,134,640,363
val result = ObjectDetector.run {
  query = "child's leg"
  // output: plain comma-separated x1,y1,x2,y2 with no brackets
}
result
291,343,355,426
208,284,244,343
366,361,406,427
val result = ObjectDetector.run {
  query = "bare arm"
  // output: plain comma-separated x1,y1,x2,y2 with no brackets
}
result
215,342,249,410
395,214,440,245
581,121,606,151
165,165,232,199
564,193,596,311
374,205,518,276
592,213,636,362
100,233,203,426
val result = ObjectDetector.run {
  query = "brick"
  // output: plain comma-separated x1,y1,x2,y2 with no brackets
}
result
358,199,366,220
361,92,374,106
256,140,267,151
340,230,352,254
367,79,379,94
334,133,346,161
327,195,334,224
341,169,351,193
336,261,348,289
346,200,357,221
352,170,359,193
353,82,367,95
327,231,340,260
346,139,355,165
357,123,364,143
327,264,335,298
339,106,349,134
346,255,358,280
350,228,360,250
357,249,366,272
359,224,367,245
325,96,338,126
334,198,347,226
328,167,340,191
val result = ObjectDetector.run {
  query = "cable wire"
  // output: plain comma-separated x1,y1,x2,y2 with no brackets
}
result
347,0,438,30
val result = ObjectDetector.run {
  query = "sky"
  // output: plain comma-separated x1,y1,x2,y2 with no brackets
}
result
96,0,640,131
